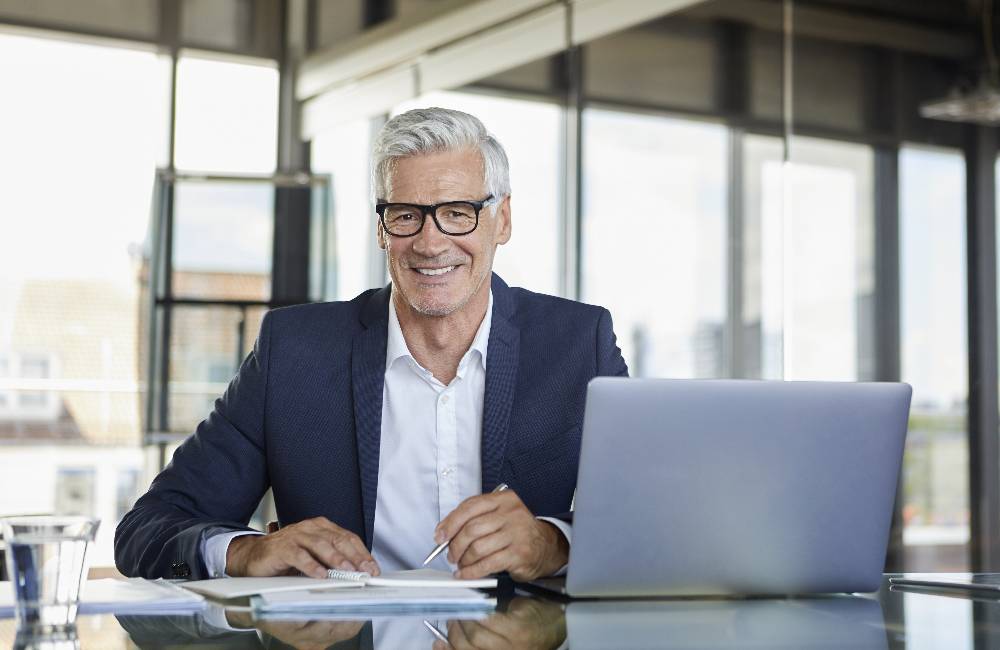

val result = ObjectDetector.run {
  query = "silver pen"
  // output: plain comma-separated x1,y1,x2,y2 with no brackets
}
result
423,620,452,647
422,483,509,566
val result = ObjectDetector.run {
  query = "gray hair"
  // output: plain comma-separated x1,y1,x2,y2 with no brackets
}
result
372,107,511,202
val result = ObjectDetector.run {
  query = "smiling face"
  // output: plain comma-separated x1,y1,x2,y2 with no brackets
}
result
377,147,511,318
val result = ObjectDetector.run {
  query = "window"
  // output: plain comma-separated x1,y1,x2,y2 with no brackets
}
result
55,468,96,516
581,109,727,378
0,32,159,566
173,54,279,173
115,468,142,521
172,180,274,301
311,119,379,301
742,135,875,381
900,145,969,570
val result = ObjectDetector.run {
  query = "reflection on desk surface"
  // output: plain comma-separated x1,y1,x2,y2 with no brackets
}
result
567,597,886,649
8,577,1000,649
115,597,566,650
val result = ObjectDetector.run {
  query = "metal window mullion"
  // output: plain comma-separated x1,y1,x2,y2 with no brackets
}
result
561,45,583,302
966,125,1000,572
874,145,903,572
726,129,746,378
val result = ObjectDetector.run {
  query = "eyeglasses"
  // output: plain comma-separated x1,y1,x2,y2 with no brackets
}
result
375,195,496,237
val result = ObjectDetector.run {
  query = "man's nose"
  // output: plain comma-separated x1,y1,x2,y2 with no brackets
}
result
411,213,450,256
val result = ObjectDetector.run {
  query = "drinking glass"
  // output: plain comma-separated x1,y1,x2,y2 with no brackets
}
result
1,516,99,632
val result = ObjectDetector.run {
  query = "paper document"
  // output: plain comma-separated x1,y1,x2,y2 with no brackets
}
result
254,585,496,615
181,569,496,600
0,578,205,616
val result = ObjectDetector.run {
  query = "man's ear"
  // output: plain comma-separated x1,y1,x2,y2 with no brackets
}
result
376,219,387,250
496,195,512,245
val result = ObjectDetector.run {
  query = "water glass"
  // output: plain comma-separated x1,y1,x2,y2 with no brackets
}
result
1,516,100,632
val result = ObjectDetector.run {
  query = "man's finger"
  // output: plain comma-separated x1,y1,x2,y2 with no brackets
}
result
455,547,511,580
447,513,504,565
289,545,330,579
301,518,378,574
335,532,379,575
447,620,475,650
436,493,506,544
296,532,351,570
456,530,509,568
460,616,512,650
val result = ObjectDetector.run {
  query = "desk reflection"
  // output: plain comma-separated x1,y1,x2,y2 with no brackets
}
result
117,598,566,650
439,598,566,650
116,594,887,650
566,596,887,649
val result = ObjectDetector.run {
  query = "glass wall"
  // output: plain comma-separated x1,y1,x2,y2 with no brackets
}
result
0,32,168,566
173,54,279,174
3,0,986,573
311,119,379,301
0,32,284,566
900,145,969,570
742,135,875,381
581,110,727,378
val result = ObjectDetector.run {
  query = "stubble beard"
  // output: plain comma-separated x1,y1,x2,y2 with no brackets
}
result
391,255,493,318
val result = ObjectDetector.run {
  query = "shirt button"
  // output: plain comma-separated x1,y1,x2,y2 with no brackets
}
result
441,467,454,477
441,395,450,404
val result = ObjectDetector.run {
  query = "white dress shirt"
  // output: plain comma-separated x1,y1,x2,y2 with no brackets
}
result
203,288,570,577
372,289,491,571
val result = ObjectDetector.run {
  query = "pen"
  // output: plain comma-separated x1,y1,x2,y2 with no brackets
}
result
423,620,452,647
423,483,509,566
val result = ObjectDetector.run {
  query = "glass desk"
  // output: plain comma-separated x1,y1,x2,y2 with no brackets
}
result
0,576,994,649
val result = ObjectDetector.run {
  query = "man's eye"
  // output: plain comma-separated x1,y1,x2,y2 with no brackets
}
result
392,213,416,221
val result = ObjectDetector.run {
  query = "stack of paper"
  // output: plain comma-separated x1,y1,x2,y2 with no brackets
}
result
0,578,206,616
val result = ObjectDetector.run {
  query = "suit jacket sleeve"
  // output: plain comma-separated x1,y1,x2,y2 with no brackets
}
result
596,307,629,379
114,312,275,579
551,306,629,527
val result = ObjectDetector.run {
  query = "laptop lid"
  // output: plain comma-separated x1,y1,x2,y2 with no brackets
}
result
565,378,911,597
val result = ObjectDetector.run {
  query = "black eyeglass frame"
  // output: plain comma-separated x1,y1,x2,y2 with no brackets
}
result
375,195,496,237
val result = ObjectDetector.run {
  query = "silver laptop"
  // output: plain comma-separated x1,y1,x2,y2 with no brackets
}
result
539,378,911,598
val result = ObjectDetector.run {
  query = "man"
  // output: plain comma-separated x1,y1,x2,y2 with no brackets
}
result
115,107,628,582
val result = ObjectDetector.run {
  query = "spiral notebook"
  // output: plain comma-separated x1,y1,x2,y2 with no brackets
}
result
180,568,496,600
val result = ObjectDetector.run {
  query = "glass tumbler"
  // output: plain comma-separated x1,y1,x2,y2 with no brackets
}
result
1,516,100,632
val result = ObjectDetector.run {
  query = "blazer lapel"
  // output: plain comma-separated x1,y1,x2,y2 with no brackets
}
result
352,286,390,548
481,274,520,492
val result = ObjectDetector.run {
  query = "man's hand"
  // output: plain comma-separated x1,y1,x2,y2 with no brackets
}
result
438,598,567,650
256,619,366,650
435,490,569,581
225,517,380,579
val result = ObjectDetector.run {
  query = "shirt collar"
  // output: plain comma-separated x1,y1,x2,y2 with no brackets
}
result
386,288,492,373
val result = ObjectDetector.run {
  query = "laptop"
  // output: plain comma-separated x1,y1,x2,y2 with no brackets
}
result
529,378,911,598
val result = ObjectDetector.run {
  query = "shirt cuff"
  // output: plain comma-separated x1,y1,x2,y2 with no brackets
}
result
536,516,572,577
201,530,265,578
199,601,257,633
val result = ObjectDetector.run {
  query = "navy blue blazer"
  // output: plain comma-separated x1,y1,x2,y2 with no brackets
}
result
115,274,628,579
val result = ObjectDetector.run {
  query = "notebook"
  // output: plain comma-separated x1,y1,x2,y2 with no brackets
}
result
180,568,496,600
